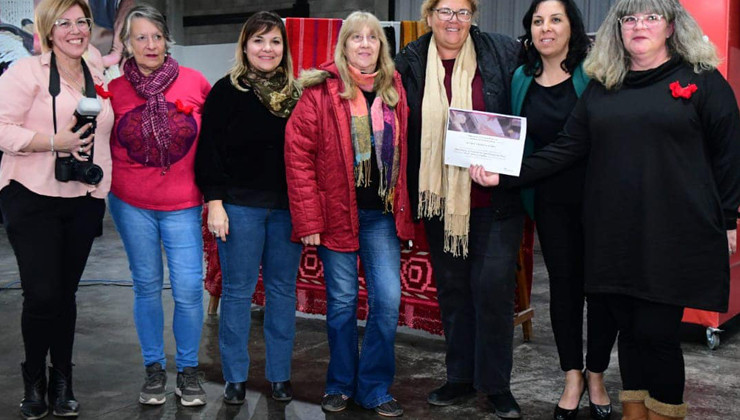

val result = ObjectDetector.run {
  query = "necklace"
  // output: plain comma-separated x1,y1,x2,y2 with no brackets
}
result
57,63,85,94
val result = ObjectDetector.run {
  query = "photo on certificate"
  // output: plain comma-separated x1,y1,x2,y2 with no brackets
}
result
444,108,527,176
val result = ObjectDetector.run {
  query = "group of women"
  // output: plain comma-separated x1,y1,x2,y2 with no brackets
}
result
0,0,737,419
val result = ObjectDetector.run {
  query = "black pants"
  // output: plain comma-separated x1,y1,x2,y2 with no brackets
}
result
424,209,523,395
0,181,105,376
604,294,685,405
535,200,617,372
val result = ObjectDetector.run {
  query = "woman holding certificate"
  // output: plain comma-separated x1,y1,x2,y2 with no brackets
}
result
395,0,523,417
472,0,740,419
513,1,617,419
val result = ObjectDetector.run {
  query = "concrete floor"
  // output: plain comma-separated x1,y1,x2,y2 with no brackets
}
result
1,213,739,420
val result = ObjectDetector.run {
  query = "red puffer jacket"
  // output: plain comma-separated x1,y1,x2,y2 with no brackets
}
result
285,62,414,252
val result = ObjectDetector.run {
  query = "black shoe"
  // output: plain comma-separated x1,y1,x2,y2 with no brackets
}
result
375,399,403,417
554,378,586,420
271,381,292,402
223,382,246,405
589,402,613,420
175,367,206,407
48,366,79,417
488,391,522,419
321,394,348,412
585,371,612,420
427,382,475,406
139,363,167,405
20,363,48,420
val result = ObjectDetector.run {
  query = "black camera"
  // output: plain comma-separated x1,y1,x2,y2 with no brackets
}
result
55,98,104,185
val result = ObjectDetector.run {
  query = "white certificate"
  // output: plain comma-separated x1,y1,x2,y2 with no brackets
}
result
443,108,527,176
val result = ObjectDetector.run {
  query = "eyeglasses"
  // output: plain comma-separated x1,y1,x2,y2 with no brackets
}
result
53,17,93,32
618,14,665,29
349,33,379,44
433,8,473,22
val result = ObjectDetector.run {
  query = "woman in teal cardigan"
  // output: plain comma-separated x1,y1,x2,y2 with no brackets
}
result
513,1,617,420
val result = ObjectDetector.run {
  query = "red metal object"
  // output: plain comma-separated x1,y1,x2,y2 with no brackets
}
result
680,0,740,334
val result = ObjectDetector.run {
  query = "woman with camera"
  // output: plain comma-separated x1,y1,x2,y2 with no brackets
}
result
107,4,211,407
0,0,113,417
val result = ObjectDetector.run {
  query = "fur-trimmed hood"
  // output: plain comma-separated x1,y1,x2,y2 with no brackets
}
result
296,61,340,89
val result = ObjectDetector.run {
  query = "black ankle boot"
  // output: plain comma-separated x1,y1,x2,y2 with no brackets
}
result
20,363,48,420
48,366,79,417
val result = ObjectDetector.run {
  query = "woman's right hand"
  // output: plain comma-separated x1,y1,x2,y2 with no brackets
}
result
207,200,229,242
301,233,321,246
54,118,95,161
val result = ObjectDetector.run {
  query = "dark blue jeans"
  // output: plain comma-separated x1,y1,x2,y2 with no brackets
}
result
217,205,302,383
317,210,401,408
424,209,524,395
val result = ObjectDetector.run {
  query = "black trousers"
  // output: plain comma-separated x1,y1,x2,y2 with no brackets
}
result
0,181,105,376
604,294,685,405
424,209,523,395
535,200,617,372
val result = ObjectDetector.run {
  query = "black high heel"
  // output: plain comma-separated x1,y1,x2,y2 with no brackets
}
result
585,370,612,420
553,372,586,420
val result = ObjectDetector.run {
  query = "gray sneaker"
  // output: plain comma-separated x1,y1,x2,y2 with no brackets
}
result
139,363,166,405
175,367,206,406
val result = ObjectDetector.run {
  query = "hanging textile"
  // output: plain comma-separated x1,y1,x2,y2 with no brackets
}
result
400,20,429,48
285,17,343,78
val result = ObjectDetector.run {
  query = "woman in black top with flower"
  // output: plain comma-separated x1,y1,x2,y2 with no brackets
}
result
194,11,302,405
471,1,740,419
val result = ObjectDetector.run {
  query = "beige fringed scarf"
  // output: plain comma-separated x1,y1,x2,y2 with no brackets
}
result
418,35,477,257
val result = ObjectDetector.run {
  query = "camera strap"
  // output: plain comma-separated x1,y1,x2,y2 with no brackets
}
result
48,52,97,151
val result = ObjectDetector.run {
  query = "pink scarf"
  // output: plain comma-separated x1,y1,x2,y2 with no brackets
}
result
123,56,179,171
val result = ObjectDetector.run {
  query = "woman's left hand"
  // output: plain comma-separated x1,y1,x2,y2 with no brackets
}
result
469,164,500,186
728,229,737,255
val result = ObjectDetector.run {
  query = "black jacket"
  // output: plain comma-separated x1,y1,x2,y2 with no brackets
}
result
394,26,522,220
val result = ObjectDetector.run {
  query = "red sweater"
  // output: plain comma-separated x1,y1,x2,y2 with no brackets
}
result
108,67,211,210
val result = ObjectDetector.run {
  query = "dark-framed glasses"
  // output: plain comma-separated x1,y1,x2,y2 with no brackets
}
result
433,7,473,22
54,17,93,32
618,14,664,29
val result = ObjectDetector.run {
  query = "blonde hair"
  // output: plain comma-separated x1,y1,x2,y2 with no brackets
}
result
35,0,92,53
420,0,479,31
228,11,296,93
584,0,719,90
334,11,398,107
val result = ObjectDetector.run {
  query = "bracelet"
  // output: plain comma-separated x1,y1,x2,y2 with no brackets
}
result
49,135,55,153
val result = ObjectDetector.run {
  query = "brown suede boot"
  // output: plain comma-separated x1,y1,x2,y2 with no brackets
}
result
619,390,649,420
645,396,687,420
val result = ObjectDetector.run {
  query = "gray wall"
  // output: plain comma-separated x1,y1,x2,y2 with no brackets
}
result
395,0,620,38
154,0,620,46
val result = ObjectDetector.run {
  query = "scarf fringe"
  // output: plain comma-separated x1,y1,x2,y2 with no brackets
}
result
418,191,445,219
443,213,469,257
354,160,372,187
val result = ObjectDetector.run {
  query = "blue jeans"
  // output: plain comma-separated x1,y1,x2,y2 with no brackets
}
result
108,193,204,371
217,205,302,383
318,209,401,408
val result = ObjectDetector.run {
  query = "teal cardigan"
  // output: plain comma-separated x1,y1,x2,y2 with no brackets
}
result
511,63,590,219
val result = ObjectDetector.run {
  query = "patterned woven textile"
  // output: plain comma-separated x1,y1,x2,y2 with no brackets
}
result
202,206,535,335
285,18,343,78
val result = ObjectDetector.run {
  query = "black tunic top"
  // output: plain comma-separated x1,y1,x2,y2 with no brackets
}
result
522,78,585,204
195,76,291,209
504,58,740,311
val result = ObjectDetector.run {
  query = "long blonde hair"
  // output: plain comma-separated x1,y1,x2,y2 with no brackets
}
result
584,0,719,90
228,11,296,92
334,11,398,107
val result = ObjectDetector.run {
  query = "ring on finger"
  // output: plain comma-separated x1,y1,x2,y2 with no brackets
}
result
79,146,84,153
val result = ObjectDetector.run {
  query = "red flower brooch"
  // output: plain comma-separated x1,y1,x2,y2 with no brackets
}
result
94,84,112,99
669,81,697,99
175,99,193,115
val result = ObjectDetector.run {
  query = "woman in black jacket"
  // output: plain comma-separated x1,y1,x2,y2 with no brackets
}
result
194,11,302,405
395,0,524,418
